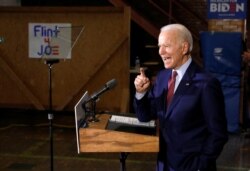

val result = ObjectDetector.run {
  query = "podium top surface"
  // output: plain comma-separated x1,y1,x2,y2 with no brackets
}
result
78,114,159,153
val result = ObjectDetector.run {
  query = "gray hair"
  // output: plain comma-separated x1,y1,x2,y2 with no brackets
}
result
160,24,193,52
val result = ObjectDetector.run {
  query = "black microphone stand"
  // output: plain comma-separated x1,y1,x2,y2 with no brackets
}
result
45,59,59,171
86,99,99,123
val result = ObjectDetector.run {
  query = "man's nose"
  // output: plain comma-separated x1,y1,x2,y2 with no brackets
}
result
159,47,164,55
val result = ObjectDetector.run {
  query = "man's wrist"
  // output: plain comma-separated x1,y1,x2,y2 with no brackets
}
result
135,91,147,100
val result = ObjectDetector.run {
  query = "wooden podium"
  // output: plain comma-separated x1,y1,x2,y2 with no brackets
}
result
78,114,159,153
74,91,158,170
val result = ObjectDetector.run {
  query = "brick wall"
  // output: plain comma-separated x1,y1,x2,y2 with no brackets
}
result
208,19,249,49
208,19,245,33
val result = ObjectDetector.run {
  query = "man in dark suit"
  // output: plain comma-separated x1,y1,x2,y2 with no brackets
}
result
134,24,228,171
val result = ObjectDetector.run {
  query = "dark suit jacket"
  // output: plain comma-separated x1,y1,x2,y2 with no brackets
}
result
134,61,228,171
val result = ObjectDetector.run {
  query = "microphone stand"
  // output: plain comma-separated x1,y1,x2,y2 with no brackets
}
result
45,59,59,171
84,79,117,123
87,99,99,122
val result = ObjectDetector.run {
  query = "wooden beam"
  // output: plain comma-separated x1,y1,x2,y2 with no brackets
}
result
57,34,129,110
108,0,159,38
0,57,44,110
120,88,130,113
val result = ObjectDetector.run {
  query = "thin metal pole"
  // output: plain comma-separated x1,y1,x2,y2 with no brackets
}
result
48,63,54,171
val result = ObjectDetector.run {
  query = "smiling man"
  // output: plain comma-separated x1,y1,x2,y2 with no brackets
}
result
133,24,228,171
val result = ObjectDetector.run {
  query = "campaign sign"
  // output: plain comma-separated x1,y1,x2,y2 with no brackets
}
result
29,23,72,59
207,0,247,19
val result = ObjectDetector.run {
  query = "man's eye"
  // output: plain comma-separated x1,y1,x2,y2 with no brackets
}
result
160,45,169,48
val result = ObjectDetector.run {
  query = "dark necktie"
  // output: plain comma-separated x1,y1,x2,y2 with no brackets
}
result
167,71,177,106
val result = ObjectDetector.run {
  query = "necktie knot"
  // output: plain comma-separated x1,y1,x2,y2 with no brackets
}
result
172,71,178,79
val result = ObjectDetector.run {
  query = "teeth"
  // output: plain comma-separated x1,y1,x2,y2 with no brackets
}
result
162,57,170,61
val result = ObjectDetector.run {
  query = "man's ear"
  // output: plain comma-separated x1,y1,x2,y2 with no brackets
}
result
182,42,189,55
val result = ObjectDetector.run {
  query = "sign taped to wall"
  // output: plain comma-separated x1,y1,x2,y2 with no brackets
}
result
28,23,72,59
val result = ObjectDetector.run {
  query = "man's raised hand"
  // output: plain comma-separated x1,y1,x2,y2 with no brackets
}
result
134,68,150,93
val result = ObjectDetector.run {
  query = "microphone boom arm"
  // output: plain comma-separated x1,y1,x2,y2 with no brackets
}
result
83,78,117,122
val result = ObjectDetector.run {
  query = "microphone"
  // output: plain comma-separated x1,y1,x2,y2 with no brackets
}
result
87,78,117,103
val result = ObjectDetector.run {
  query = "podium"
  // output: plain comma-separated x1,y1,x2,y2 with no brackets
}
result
78,114,159,153
74,91,159,170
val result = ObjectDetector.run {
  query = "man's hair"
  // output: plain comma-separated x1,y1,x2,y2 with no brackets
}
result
160,24,193,52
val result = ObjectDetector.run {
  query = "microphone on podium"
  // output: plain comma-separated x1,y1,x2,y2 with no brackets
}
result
86,78,117,103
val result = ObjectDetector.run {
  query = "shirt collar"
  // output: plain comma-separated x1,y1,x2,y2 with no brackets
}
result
173,57,192,80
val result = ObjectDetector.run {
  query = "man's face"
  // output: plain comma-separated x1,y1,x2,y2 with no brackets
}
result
158,30,188,70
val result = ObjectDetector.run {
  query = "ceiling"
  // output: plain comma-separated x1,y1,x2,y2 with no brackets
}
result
108,0,209,67
21,0,250,68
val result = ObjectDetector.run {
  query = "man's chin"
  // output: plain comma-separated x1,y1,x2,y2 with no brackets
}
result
164,64,171,69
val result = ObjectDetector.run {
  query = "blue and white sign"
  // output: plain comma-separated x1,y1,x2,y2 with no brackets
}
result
207,0,247,19
29,23,72,59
